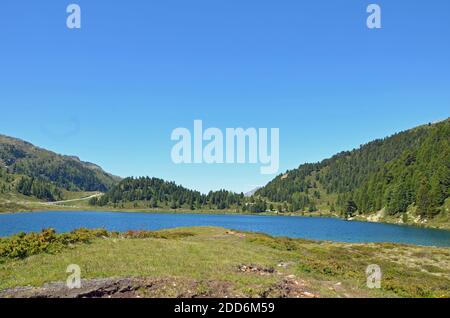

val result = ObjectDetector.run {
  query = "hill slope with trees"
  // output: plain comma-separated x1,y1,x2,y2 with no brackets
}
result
89,176,248,211
256,119,450,221
0,134,120,192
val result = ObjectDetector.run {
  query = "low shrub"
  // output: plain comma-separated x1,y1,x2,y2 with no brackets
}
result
0,228,108,260
0,228,195,261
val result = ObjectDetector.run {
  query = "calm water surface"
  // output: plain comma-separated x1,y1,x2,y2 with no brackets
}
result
0,211,449,247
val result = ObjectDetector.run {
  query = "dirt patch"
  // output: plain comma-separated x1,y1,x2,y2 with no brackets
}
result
138,278,242,298
237,264,319,298
0,278,148,298
0,277,243,298
238,264,275,275
226,230,246,238
212,230,247,239
262,276,319,298
0,275,321,298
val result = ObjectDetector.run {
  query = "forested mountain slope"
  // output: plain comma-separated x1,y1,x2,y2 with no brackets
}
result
0,134,120,193
89,176,247,211
256,119,450,219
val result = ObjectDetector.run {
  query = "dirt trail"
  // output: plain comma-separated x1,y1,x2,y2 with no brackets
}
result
46,193,103,205
7,193,103,207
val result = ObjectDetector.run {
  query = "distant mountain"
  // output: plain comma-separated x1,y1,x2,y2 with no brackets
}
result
245,187,262,197
256,119,450,219
0,134,120,192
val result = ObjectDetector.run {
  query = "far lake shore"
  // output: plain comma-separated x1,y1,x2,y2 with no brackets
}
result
2,204,449,231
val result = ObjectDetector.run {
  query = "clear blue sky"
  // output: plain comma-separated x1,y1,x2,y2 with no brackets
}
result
0,1,449,193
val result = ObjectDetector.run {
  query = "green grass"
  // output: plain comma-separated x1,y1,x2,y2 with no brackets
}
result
0,227,449,298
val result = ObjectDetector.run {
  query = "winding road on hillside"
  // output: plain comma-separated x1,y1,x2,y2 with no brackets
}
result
46,193,103,205
1,193,104,208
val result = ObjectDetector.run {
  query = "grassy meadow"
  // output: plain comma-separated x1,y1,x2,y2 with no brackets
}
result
0,227,449,298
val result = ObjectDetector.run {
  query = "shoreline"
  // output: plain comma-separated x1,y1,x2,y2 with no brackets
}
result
1,221,450,249
1,206,450,241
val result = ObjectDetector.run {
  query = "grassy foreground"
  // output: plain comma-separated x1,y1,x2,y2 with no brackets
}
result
0,227,449,298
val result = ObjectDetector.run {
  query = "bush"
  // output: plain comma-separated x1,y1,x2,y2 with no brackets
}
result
0,228,194,261
0,228,108,261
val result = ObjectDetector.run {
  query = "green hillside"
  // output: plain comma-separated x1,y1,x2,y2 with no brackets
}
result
0,134,120,192
89,176,247,211
256,119,450,221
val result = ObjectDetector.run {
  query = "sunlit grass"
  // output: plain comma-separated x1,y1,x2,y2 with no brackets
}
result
0,227,449,298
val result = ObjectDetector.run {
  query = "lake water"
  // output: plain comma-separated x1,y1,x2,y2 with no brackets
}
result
0,211,449,247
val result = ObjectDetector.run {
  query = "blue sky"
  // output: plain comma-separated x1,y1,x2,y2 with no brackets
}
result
0,1,449,193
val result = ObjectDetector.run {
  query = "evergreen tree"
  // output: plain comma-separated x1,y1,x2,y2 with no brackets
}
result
416,179,432,218
344,199,358,218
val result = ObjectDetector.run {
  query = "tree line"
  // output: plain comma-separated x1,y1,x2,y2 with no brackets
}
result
89,177,249,211
15,176,63,202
